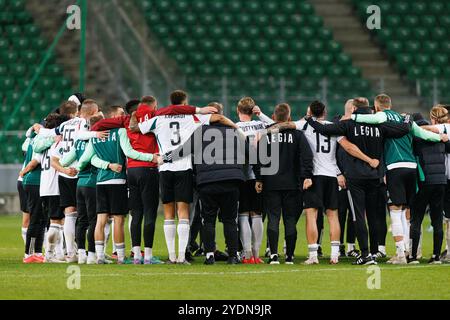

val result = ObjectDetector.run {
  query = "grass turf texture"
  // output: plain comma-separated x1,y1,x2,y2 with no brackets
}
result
0,214,448,300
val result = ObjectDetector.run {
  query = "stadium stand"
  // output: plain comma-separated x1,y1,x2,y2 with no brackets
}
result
353,0,450,101
135,0,373,118
0,0,72,163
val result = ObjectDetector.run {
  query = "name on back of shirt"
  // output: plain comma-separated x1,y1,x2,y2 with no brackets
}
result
93,131,118,144
354,125,381,137
266,132,294,144
240,123,266,132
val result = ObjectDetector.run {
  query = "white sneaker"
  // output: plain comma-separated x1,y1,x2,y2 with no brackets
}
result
387,254,398,264
303,256,319,265
87,256,97,265
65,254,78,263
45,253,67,264
78,254,87,264
441,255,450,263
392,256,407,265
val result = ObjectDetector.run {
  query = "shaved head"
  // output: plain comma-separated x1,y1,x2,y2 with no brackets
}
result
80,99,99,118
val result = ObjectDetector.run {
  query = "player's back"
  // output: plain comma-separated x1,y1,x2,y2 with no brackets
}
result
296,119,339,177
92,128,126,183
38,142,60,196
142,114,211,172
383,110,415,167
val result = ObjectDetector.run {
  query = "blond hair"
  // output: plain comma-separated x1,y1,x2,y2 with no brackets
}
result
237,97,255,116
430,105,449,124
375,94,392,109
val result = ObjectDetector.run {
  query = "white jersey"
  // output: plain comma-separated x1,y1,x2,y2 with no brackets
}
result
35,142,61,197
295,119,341,178
40,117,94,179
236,120,269,180
139,114,212,172
436,124,450,180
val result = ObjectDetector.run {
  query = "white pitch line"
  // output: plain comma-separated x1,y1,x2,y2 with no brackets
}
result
0,264,448,278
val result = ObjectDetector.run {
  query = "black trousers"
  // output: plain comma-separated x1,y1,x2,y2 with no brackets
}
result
23,185,45,254
411,184,445,257
444,180,450,219
199,181,240,258
376,183,388,247
316,208,324,245
338,189,356,244
189,189,203,251
346,178,380,257
264,190,301,257
76,186,97,253
128,168,160,248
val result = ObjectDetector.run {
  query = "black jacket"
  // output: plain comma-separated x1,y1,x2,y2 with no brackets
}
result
254,127,313,191
192,124,247,187
413,119,446,185
306,107,410,179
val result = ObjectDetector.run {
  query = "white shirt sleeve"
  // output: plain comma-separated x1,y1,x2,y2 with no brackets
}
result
197,114,212,125
32,152,42,162
138,117,158,134
436,124,446,134
294,120,306,130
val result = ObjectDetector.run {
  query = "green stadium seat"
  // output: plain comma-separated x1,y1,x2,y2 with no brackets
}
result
23,24,39,37
431,27,446,40
404,15,420,28
393,2,409,14
427,1,444,14
385,16,401,28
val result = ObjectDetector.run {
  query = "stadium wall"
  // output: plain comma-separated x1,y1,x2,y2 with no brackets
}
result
0,165,22,214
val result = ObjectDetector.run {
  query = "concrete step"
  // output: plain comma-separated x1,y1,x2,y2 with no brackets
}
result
310,0,422,108
314,4,354,15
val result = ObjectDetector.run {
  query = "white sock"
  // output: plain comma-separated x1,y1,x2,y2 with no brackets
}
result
56,227,64,258
133,246,141,261
400,210,410,252
251,215,264,258
206,252,214,259
21,227,27,244
347,243,355,252
104,219,111,252
43,230,48,253
239,214,252,258
378,245,386,254
177,219,190,262
308,244,319,258
46,224,60,253
418,226,423,257
395,240,406,258
111,219,117,253
144,247,152,261
116,243,125,263
64,213,77,256
95,241,105,261
78,248,86,259
331,241,340,259
87,251,96,261
164,220,176,262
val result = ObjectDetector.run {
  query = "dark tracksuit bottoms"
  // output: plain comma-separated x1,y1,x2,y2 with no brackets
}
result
128,167,160,249
376,183,388,247
346,179,380,257
76,186,97,253
338,189,356,245
24,185,46,254
265,190,301,257
199,181,240,258
411,184,445,257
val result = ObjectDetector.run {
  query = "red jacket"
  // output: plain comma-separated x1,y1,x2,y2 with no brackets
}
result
92,105,197,168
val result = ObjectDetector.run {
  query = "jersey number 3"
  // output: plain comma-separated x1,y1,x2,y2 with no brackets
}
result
169,122,181,146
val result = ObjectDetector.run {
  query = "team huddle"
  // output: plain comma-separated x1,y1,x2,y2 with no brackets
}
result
17,90,450,266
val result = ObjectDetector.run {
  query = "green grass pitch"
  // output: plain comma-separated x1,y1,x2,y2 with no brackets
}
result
0,214,448,300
